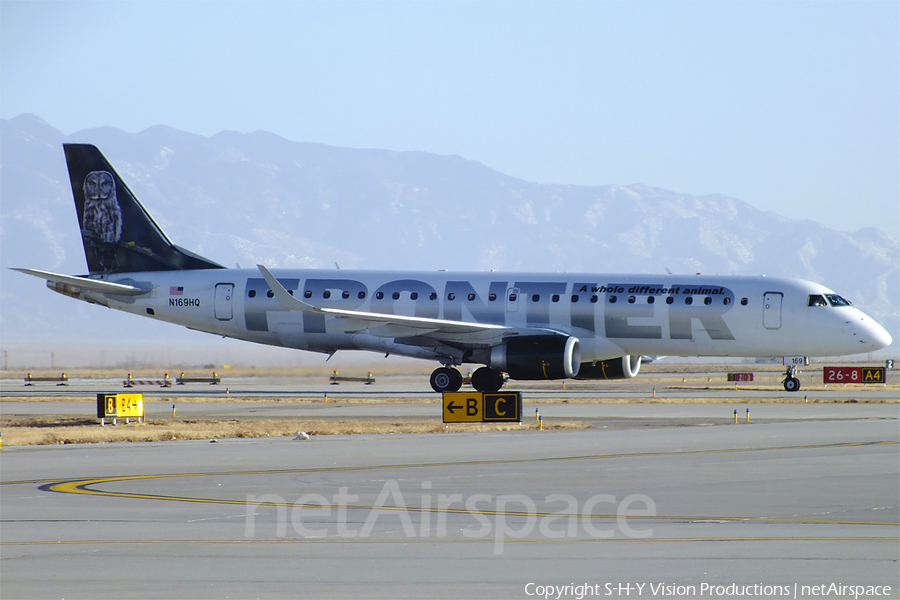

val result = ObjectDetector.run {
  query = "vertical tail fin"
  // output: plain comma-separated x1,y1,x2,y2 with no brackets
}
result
63,144,223,274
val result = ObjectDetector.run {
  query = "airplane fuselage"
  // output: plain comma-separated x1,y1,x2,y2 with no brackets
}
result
65,268,887,362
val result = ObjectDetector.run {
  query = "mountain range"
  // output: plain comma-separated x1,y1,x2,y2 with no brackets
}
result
1,114,896,367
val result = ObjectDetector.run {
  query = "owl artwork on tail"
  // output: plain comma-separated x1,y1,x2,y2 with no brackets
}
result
82,170,122,271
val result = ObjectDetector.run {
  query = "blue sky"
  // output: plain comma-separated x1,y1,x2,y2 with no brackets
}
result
2,1,898,238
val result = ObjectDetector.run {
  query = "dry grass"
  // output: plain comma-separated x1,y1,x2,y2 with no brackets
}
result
533,396,896,404
1,364,430,380
0,416,589,447
0,395,441,404
5,393,894,407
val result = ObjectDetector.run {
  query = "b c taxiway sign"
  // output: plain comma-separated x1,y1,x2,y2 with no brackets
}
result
442,392,522,423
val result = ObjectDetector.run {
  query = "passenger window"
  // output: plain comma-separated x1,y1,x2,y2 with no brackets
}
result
323,290,331,299
590,295,598,303
647,296,654,304
448,293,456,301
358,291,366,299
723,297,730,305
509,293,517,302
468,293,476,301
627,295,636,304
609,295,617,303
571,295,579,303
392,292,400,300
267,290,274,298
376,291,384,300
304,290,312,298
552,294,560,302
248,289,256,298
666,296,674,304
740,297,748,306
430,292,438,301
411,292,418,300
531,294,540,302
704,297,712,305
685,297,693,305
489,293,497,301
342,291,350,299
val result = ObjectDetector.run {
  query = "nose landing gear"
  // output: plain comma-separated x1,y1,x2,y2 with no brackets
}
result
783,365,801,392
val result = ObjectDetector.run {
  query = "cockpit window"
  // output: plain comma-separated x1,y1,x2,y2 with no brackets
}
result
825,294,852,307
808,294,827,307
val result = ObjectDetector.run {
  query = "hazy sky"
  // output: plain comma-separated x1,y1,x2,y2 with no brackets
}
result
2,1,898,238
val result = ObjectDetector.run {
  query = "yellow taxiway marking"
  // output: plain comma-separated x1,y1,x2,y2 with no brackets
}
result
3,536,898,547
6,438,895,488
40,474,900,527
10,439,893,528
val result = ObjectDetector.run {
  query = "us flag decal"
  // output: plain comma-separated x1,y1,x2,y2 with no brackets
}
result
170,286,184,295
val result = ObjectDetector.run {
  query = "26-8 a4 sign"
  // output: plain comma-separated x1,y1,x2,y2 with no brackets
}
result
823,367,885,384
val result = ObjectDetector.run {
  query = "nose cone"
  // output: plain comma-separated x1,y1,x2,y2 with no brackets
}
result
869,320,893,350
853,312,893,351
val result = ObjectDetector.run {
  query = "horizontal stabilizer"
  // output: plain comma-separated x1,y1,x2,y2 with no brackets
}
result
11,268,150,296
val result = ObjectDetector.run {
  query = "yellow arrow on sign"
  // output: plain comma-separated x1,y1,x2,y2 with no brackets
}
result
442,393,483,422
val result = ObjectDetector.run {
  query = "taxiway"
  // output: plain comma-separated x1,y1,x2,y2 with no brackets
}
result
1,377,898,599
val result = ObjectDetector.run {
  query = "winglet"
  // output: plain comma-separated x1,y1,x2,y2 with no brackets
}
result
256,264,507,333
257,264,320,313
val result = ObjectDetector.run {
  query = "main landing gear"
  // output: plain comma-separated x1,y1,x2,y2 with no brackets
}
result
470,367,505,393
430,367,463,393
782,365,801,392
429,366,505,393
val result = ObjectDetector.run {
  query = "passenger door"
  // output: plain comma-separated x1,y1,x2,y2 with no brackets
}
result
215,283,234,321
763,292,782,330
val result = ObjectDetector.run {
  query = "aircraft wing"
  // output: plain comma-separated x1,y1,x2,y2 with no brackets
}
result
258,264,508,336
11,268,150,296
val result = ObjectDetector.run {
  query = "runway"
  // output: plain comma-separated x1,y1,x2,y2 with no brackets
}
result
4,367,898,402
1,379,898,598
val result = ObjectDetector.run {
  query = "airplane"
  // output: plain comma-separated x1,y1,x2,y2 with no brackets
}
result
13,144,893,393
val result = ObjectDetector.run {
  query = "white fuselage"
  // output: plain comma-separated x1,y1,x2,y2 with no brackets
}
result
73,268,891,363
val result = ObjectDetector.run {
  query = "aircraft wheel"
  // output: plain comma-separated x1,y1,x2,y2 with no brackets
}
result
431,367,462,393
783,377,801,392
449,368,463,391
489,369,505,392
471,367,504,392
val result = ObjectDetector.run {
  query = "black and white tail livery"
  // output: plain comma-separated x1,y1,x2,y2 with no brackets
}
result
64,144,222,274
14,144,892,392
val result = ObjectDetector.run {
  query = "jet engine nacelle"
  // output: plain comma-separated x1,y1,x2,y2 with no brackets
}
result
574,355,642,380
490,335,581,380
